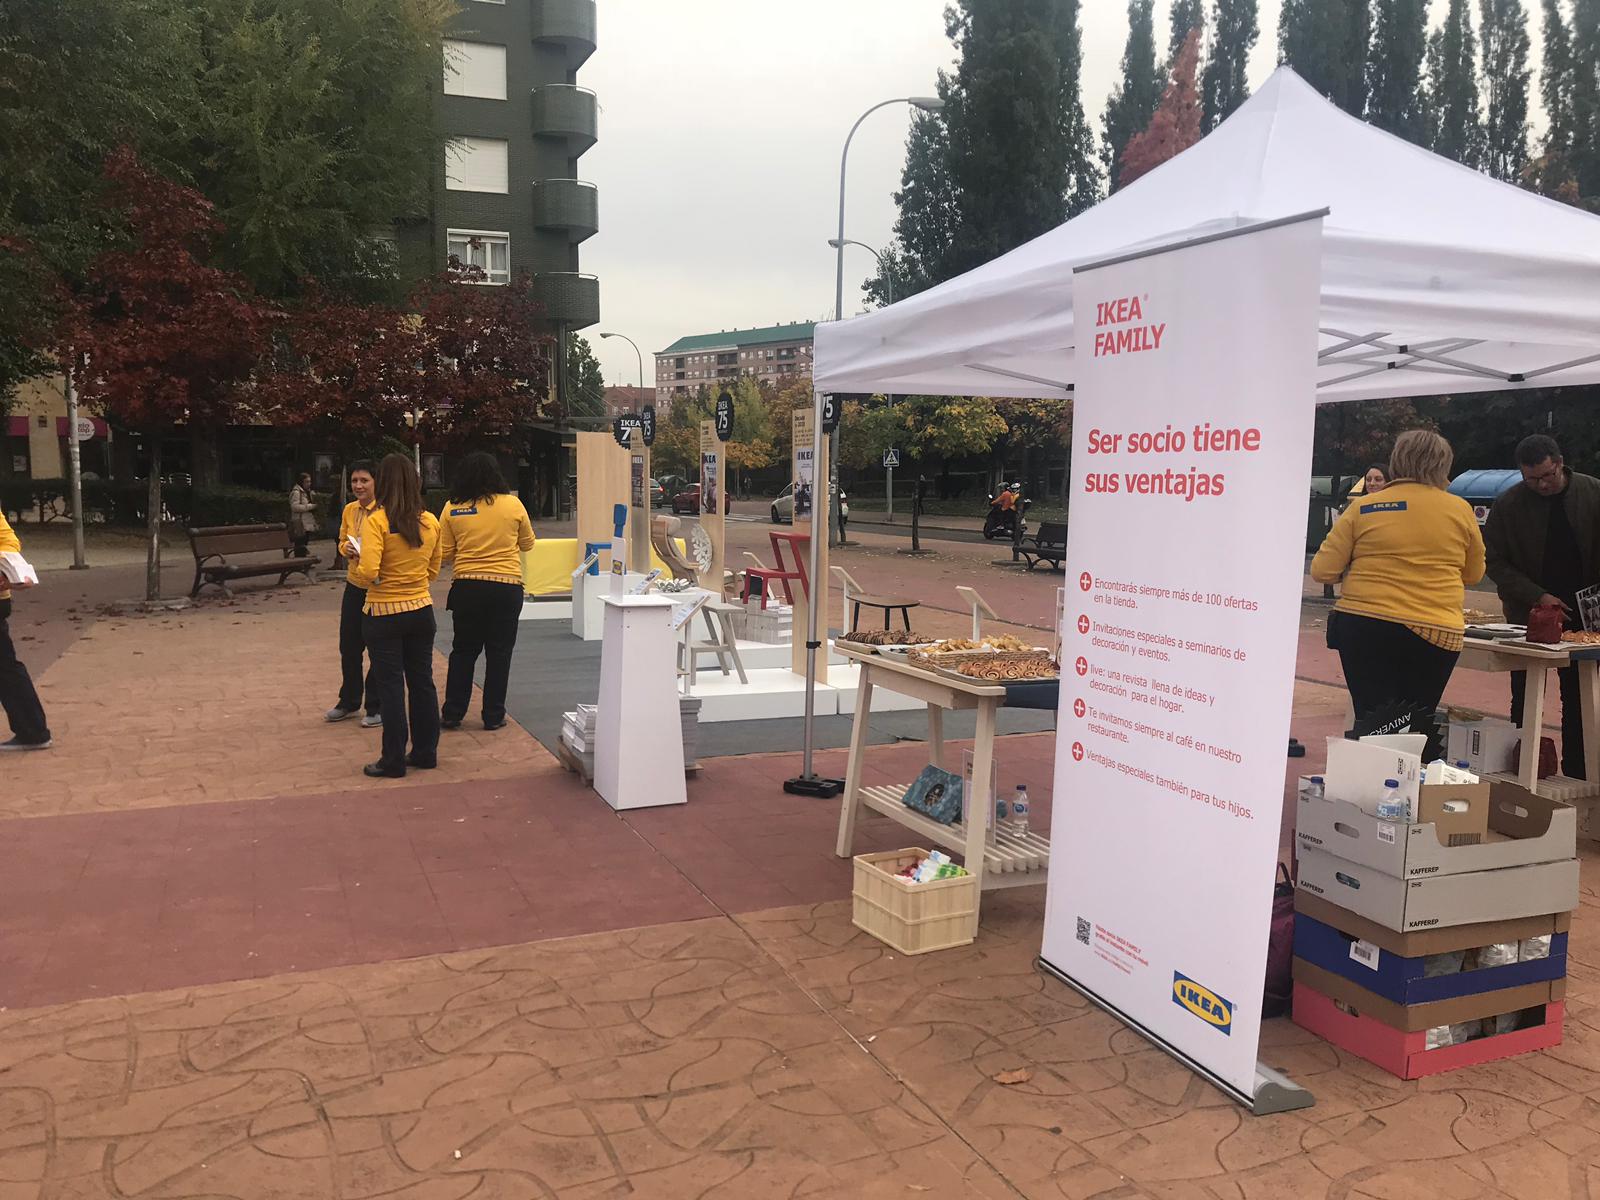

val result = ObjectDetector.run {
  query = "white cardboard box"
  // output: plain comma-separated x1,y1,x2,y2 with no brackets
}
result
1295,782,1573,880
1296,846,1578,932
1446,718,1520,775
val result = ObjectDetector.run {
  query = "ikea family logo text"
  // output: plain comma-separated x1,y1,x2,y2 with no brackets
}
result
1172,973,1233,1035
1092,294,1166,358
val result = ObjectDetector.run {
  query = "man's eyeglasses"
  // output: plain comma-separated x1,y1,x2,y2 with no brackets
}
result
1523,460,1564,486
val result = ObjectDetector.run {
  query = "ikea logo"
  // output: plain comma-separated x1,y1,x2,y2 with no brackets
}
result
1172,973,1232,1035
1360,500,1408,514
449,505,479,517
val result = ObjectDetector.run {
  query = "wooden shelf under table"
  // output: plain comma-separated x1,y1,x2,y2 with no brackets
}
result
834,644,1051,895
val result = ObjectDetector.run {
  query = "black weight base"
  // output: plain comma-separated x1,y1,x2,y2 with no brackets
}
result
784,775,845,798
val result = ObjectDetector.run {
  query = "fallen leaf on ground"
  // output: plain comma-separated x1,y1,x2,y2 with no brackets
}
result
992,1068,1032,1085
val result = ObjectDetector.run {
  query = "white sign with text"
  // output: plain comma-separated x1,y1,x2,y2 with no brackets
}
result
1041,217,1323,1103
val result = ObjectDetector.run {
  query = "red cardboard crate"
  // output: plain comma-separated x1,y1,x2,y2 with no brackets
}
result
1292,983,1564,1080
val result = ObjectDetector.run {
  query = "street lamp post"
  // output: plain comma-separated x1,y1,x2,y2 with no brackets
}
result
786,94,943,800
598,331,646,393
827,95,942,551
828,237,895,520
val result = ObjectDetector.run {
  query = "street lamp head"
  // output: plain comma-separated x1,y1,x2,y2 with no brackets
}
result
910,97,944,113
827,239,843,249
597,331,616,339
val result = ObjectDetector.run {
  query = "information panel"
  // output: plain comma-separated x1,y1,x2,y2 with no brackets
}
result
1041,216,1323,1103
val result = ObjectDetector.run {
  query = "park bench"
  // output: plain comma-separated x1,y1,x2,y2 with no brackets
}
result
188,523,321,597
1018,521,1068,572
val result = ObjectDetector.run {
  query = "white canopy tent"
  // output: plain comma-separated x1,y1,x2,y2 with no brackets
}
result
813,67,1600,404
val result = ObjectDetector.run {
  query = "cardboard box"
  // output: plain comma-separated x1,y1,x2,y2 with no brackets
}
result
1293,957,1564,1031
1295,782,1573,880
1294,888,1571,957
1293,983,1564,1080
1324,736,1423,815
1297,846,1579,932
1293,914,1567,1006
1447,718,1520,775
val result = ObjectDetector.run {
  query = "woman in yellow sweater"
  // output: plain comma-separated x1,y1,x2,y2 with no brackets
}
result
0,510,51,750
1311,430,1485,731
325,461,382,727
438,452,535,731
350,454,443,778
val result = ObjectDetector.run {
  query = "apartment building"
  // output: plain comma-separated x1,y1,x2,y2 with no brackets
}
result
422,0,599,338
654,322,815,401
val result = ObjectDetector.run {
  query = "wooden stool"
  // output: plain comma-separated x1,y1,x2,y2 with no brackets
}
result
681,599,748,685
851,594,920,632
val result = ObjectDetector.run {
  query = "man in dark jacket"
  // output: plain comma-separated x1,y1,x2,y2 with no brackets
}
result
1483,434,1600,780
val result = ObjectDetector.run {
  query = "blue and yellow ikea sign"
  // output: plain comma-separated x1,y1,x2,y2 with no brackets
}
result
1172,972,1232,1035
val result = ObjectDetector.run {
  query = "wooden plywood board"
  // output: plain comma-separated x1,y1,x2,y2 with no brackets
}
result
698,421,725,593
576,431,631,573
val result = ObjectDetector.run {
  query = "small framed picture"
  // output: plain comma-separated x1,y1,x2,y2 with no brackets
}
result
313,453,336,490
422,453,445,489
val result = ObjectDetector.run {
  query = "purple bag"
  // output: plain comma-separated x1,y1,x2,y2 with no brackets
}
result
1263,863,1294,1019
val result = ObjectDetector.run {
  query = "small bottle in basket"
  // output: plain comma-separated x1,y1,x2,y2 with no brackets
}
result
1011,785,1029,836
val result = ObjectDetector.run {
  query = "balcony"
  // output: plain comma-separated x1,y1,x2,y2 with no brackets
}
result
532,0,596,70
531,84,597,156
530,271,599,329
531,178,597,241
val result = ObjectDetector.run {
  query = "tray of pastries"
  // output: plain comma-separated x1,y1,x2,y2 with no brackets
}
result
835,629,939,653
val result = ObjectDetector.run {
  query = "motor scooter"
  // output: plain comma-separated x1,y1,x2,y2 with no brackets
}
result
982,484,1030,540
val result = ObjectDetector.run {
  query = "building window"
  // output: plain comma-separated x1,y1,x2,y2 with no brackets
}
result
447,230,510,284
443,41,507,100
445,137,509,193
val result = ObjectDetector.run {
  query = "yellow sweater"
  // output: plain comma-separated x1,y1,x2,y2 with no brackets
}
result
338,500,378,587
350,508,442,615
0,510,19,602
1311,482,1486,632
439,493,535,585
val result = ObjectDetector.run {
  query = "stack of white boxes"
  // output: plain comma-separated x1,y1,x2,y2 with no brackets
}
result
560,704,597,780
737,600,794,645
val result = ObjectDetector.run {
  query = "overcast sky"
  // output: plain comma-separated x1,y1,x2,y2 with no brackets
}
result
580,1,1274,386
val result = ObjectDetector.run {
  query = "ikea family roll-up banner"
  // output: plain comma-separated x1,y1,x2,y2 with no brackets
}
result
1041,214,1323,1107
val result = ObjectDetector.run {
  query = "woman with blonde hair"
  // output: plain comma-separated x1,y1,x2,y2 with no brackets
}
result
349,454,443,778
1312,430,1485,729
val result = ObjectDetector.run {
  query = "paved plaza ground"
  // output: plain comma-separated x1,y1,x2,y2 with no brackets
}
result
3,526,1599,1198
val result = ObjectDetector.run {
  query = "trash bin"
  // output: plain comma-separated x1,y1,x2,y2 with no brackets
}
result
1448,469,1521,525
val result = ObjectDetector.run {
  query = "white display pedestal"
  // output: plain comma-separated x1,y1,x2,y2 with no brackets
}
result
595,595,687,810
572,569,652,641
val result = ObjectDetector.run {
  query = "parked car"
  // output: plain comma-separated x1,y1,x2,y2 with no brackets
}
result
671,483,701,514
770,482,794,524
648,477,666,507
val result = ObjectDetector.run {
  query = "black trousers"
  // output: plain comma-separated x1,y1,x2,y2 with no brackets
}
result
1328,611,1460,730
0,599,50,744
1511,666,1586,780
291,534,310,558
443,579,523,725
337,583,378,715
362,606,440,771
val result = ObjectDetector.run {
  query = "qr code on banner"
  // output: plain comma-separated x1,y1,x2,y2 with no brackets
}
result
1076,917,1091,946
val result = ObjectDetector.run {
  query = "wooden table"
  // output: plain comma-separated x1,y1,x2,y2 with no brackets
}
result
1457,638,1600,802
834,645,1051,894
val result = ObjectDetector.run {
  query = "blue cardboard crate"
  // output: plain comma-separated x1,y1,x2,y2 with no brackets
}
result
1294,912,1566,1005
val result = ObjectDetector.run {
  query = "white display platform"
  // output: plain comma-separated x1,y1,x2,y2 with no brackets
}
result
595,595,686,810
733,639,846,671
520,598,572,622
689,661,924,724
573,569,653,640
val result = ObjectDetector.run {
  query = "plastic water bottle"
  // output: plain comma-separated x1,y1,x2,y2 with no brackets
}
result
1305,776,1325,802
1375,778,1408,823
1011,786,1030,836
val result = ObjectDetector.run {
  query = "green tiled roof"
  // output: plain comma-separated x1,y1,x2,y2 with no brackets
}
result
658,321,815,355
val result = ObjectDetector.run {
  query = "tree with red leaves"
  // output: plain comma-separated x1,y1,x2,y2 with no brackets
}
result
1119,27,1204,189
261,262,554,478
66,148,271,600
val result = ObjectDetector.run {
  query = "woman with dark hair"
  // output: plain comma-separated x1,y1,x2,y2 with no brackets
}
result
1362,464,1390,495
438,451,535,731
325,461,382,726
350,453,443,778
